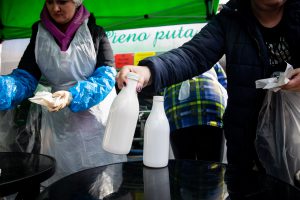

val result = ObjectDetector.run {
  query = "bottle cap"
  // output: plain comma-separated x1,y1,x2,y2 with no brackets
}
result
153,96,164,101
127,72,140,81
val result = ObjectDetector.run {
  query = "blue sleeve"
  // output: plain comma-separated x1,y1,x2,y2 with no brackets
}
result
0,69,38,110
69,66,116,112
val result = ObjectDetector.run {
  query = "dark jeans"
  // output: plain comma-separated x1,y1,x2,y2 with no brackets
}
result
170,125,224,162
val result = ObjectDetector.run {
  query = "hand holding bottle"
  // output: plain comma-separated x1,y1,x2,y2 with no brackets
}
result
116,65,152,91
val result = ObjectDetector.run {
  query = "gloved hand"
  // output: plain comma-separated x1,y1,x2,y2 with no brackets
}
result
48,91,72,112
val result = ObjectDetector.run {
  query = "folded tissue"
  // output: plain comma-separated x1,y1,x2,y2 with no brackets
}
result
29,91,62,109
255,63,294,92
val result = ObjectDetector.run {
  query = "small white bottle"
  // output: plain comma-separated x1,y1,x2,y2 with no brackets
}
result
143,96,170,168
102,72,140,154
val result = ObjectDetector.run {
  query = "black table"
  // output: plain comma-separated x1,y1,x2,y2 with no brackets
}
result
0,152,55,200
37,159,300,200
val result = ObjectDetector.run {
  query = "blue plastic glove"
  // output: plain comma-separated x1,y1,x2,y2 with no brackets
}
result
0,69,38,110
69,66,116,112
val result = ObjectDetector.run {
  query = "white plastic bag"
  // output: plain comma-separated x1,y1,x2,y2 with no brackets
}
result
255,90,300,185
178,80,190,101
0,100,41,153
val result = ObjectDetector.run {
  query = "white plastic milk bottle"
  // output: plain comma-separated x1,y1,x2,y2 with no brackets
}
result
103,72,140,154
143,96,170,167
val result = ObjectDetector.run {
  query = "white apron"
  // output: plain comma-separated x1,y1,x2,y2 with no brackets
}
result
35,20,126,185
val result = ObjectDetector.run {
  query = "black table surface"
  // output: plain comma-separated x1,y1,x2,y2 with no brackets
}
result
37,159,300,200
0,152,56,197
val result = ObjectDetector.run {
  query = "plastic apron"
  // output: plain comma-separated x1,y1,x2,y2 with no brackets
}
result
35,20,126,185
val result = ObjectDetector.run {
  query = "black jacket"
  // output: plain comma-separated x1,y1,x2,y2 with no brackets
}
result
139,0,300,167
18,14,114,81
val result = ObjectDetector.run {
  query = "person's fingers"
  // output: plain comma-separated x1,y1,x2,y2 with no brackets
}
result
48,98,67,112
48,106,57,112
136,76,146,92
116,66,131,89
56,100,68,111
282,79,300,91
116,65,152,92
50,91,71,111
289,68,300,78
60,101,67,109
53,91,69,99
49,105,63,112
52,91,63,98
281,69,300,91
140,66,152,87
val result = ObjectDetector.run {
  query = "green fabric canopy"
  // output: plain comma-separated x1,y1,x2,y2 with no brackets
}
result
0,0,219,41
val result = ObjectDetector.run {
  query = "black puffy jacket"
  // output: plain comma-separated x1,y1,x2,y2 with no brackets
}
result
139,0,300,168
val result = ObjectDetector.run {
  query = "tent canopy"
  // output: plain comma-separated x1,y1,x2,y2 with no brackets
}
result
0,0,219,41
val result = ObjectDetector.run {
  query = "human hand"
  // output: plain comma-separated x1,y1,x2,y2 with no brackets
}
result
281,68,300,91
116,65,152,92
48,91,72,112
